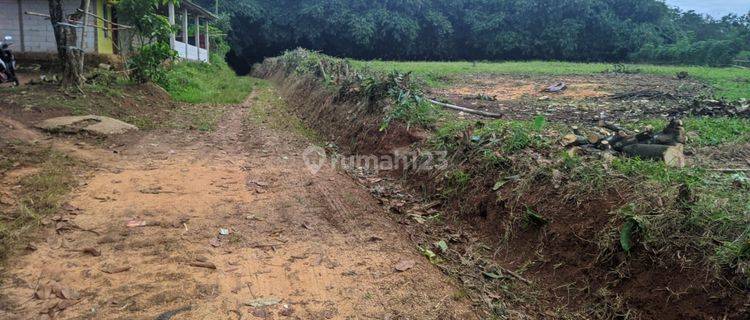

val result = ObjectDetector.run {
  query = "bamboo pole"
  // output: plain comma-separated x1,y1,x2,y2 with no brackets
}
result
427,99,503,118
79,0,90,75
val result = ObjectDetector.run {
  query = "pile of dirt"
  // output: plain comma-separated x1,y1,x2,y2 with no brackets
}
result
1,81,176,132
254,53,749,319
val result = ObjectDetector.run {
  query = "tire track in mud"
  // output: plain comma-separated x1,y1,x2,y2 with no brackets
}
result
311,182,355,233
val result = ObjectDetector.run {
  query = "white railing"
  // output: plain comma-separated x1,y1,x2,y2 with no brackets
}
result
174,41,209,62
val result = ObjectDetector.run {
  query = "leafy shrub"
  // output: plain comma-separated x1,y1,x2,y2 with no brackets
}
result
258,49,440,130
162,56,255,103
117,0,174,44
378,72,439,130
128,43,176,85
118,0,178,84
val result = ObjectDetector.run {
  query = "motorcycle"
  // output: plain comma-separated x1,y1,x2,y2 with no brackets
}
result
0,35,20,86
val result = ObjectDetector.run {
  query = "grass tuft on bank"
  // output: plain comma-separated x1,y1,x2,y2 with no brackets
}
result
162,56,255,104
247,79,320,140
0,141,78,261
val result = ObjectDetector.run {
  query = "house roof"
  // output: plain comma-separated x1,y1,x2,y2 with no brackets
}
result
181,0,218,20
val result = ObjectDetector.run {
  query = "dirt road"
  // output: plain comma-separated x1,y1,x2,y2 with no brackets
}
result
0,89,477,319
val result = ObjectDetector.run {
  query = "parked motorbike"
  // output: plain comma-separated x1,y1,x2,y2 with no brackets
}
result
0,35,20,86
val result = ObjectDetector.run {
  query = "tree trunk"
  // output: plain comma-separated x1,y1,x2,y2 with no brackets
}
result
48,0,85,87
622,144,686,168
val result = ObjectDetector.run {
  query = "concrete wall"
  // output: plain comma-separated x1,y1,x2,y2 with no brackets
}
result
0,0,23,50
174,41,208,62
1,0,97,53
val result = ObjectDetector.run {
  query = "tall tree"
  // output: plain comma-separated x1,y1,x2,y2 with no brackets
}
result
204,0,750,69
48,0,86,87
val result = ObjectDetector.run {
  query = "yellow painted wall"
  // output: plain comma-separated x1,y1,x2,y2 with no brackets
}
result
96,0,114,54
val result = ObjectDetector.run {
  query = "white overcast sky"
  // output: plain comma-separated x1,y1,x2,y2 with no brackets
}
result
664,0,750,18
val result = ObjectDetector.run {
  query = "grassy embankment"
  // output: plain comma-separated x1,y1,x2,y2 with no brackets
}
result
1,56,254,131
163,57,255,104
355,60,750,101
270,51,749,288
160,57,258,131
430,116,750,277
55,56,255,130
245,80,320,140
363,60,750,282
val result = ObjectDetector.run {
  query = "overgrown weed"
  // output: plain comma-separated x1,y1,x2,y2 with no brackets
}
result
255,49,441,130
247,79,321,141
0,142,78,261
162,56,255,104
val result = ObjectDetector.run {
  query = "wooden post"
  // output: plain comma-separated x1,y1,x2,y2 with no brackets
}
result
205,19,210,62
182,8,188,59
194,15,200,61
168,0,175,51
17,0,25,52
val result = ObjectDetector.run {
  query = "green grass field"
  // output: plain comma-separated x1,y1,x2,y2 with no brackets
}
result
354,60,750,100
164,56,255,104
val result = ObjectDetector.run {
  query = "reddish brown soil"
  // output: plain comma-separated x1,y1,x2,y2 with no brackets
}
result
0,88,477,319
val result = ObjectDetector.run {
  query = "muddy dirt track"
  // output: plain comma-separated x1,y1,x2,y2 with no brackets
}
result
0,91,477,319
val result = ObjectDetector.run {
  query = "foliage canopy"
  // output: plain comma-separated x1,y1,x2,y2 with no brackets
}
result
194,0,750,72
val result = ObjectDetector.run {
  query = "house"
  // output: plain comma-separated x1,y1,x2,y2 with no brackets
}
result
0,0,215,63
166,0,217,63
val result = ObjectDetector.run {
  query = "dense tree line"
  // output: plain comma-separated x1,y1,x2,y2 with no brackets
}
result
194,0,750,72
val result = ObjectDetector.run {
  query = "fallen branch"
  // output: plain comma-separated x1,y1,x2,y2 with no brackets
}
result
25,11,129,31
622,144,685,167
428,99,502,118
498,266,532,285
561,119,687,167
76,9,134,29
